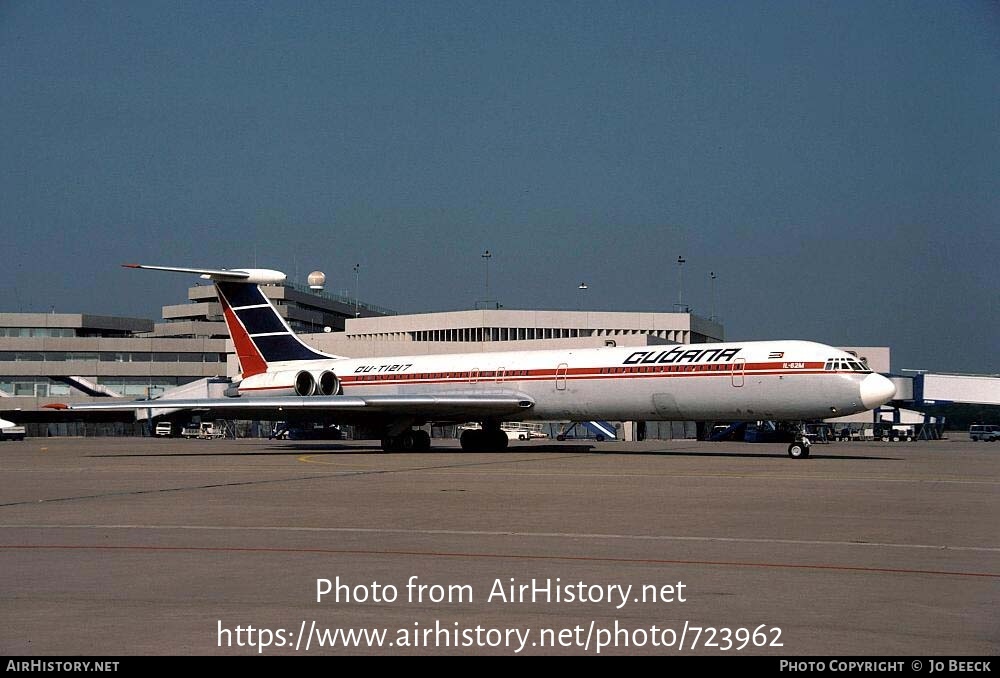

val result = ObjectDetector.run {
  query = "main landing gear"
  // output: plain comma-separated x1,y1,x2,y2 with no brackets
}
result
380,429,431,452
378,423,510,453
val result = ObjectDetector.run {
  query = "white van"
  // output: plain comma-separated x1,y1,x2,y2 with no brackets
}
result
1,417,26,441
969,425,1000,442
154,422,173,437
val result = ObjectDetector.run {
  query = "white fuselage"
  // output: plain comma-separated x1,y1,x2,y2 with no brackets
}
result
239,339,893,422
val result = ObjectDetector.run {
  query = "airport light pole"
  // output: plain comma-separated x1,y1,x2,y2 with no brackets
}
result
482,249,492,308
710,271,717,321
353,263,360,317
578,282,588,311
676,256,686,312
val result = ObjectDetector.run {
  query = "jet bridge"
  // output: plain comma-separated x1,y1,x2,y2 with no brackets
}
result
840,372,999,438
912,373,1000,407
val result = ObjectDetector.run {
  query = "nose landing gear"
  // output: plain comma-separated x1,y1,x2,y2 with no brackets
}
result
787,435,811,459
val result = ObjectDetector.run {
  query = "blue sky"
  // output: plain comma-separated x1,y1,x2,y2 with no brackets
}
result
1,1,997,373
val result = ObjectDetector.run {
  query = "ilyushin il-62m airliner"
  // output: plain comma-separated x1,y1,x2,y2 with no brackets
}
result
47,264,896,458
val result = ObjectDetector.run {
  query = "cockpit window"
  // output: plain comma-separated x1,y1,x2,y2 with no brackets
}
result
826,358,872,373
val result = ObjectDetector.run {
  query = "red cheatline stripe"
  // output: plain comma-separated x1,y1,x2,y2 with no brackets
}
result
324,370,827,388
239,366,836,390
1,544,995,578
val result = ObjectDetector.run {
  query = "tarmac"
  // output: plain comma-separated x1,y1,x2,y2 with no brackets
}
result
1,435,997,657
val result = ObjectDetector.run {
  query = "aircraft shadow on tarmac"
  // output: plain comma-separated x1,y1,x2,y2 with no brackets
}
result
273,442,900,460
275,443,597,454
91,443,595,457
608,449,901,461
91,443,899,460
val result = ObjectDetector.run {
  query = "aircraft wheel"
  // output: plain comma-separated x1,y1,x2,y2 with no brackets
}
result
460,429,482,452
788,442,810,459
397,431,416,451
556,434,566,441
476,430,500,451
414,430,431,451
595,434,605,442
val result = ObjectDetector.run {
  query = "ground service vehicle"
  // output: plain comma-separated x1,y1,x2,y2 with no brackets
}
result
0,418,26,441
969,424,1000,442
181,422,223,439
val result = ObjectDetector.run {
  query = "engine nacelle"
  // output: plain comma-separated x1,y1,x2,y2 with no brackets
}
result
238,369,317,397
316,370,339,396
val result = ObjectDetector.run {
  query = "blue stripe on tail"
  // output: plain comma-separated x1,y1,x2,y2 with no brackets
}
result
215,281,329,363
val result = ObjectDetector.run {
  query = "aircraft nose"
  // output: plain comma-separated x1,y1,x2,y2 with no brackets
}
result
860,373,896,409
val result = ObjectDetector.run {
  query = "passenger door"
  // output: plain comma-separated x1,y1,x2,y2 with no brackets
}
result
556,363,568,391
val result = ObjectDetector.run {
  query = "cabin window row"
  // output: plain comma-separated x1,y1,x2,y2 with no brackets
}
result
356,369,532,381
599,364,732,374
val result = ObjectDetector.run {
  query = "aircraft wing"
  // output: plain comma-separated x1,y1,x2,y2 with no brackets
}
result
2,407,139,424
44,393,535,423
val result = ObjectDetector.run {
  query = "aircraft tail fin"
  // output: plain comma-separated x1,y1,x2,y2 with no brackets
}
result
122,264,339,377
